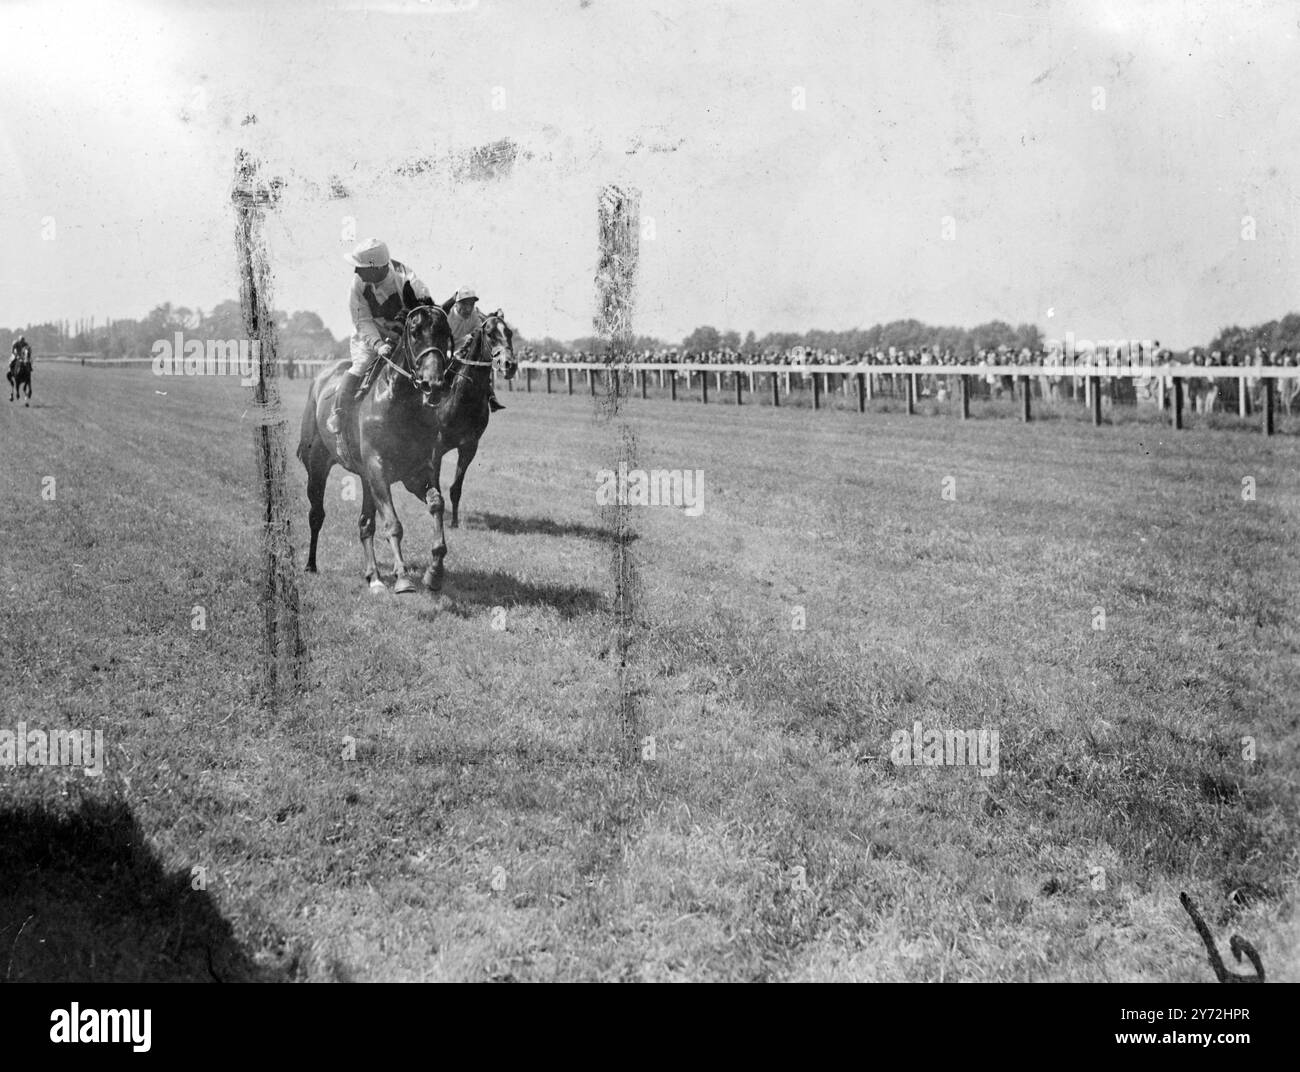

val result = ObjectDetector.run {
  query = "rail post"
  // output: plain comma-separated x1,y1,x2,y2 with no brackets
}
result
1171,376,1183,429
640,369,646,398
772,372,780,407
857,373,866,413
526,366,532,392
1239,372,1249,417
961,375,971,419
812,372,821,410
735,370,743,405
1264,377,1275,436
545,368,552,393
565,368,573,395
906,372,915,415
1090,376,1102,425
1020,375,1031,421
670,371,677,401
701,369,709,403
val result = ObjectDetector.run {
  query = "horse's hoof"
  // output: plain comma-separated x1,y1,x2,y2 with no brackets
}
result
449,518,459,529
305,563,317,574
368,577,386,594
422,570,443,592
393,576,416,595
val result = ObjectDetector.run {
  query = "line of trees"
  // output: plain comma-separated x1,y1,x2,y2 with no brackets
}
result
5,304,1299,363
537,320,1043,356
1206,314,1300,355
0,302,346,364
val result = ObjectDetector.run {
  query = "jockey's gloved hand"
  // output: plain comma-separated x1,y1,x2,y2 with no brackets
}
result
376,342,394,359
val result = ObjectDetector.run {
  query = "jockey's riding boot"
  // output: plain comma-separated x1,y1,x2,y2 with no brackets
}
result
488,385,505,412
328,371,364,467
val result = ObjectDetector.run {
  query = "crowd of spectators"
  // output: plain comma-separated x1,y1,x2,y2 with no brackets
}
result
518,343,1300,369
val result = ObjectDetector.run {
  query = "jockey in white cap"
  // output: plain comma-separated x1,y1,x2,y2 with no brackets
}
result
329,237,433,467
9,334,31,373
441,286,505,412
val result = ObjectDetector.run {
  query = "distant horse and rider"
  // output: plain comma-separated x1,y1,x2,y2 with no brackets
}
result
297,238,517,594
8,335,33,405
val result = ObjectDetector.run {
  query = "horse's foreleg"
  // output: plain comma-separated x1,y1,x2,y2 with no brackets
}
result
448,441,479,529
365,457,414,594
422,448,448,591
358,476,383,591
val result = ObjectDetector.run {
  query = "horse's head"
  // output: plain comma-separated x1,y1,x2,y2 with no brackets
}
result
399,304,454,400
481,309,517,380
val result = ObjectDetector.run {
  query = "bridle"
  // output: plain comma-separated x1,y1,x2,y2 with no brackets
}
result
373,306,449,396
449,312,516,382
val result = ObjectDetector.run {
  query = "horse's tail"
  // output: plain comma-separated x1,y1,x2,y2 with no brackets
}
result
297,378,319,468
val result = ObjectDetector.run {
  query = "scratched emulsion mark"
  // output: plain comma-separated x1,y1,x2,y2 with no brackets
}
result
391,138,520,184
594,185,643,764
232,133,307,707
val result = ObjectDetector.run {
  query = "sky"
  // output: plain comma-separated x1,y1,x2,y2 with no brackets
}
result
1,0,1298,348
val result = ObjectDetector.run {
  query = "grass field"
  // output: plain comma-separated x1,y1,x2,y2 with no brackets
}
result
1,362,1297,982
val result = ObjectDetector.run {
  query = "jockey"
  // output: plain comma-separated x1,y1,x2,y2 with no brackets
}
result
329,237,433,467
9,334,31,372
441,286,505,412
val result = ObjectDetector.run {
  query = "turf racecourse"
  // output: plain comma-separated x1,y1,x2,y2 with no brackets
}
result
1,362,1297,982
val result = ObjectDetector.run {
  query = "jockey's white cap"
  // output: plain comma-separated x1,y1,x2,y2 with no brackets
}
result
343,238,391,268
454,286,478,301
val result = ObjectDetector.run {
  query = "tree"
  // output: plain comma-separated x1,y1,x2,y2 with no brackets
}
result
681,325,722,352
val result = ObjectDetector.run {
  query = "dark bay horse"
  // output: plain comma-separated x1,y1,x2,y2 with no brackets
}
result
423,310,517,591
7,354,32,405
297,304,456,593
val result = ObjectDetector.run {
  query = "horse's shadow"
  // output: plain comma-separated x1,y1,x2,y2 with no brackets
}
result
465,511,632,542
424,566,604,619
0,797,265,982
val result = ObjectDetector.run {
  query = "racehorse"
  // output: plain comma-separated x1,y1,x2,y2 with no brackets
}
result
421,310,517,591
297,301,457,593
7,353,32,405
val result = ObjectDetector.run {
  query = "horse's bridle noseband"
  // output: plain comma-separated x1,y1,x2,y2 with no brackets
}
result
451,314,516,379
373,307,448,396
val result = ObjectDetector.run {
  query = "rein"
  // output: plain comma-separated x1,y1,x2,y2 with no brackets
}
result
375,309,444,388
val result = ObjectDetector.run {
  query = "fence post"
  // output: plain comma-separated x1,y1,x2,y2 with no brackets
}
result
1091,376,1102,425
857,373,866,413
1171,377,1183,429
961,375,971,419
671,371,677,401
545,368,552,393
735,370,743,405
1239,372,1249,417
812,372,821,410
1021,375,1031,421
772,372,780,407
1264,377,1275,436
565,368,572,395
526,366,532,392
640,369,646,398
865,372,874,400
702,369,709,404
906,373,915,415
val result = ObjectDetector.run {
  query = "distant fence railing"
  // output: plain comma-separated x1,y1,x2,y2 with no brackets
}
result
504,361,1300,436
62,355,1300,434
